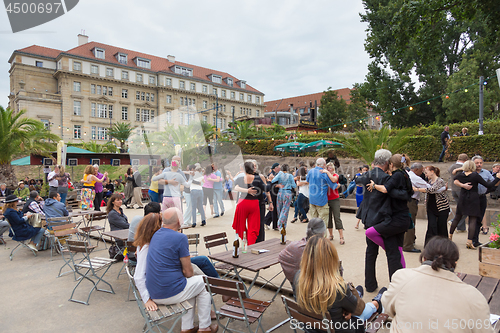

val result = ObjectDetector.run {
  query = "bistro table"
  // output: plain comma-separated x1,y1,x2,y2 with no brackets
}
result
208,238,289,302
102,229,130,278
70,210,105,245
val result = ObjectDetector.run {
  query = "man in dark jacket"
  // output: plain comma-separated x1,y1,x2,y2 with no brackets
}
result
356,149,405,292
0,183,12,197
43,191,69,219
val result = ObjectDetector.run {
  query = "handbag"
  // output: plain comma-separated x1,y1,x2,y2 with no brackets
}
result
347,282,365,316
28,213,43,228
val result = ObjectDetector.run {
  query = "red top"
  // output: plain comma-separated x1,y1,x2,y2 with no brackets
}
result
327,173,339,200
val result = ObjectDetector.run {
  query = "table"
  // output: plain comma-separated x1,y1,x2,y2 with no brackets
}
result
103,229,130,278
208,238,289,302
70,210,106,245
457,272,500,332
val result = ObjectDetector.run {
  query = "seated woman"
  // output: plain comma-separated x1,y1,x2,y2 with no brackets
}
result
382,237,492,332
296,235,379,333
107,193,130,231
3,194,45,251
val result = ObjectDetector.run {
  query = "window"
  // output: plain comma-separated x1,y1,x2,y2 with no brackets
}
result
149,76,155,84
121,107,128,120
108,87,113,96
141,92,145,101
184,113,189,125
151,93,155,102
91,126,96,140
190,83,196,91
213,88,217,95
118,53,127,64
249,109,252,116
166,111,171,123
73,125,81,139
180,97,184,106
203,115,207,122
227,78,233,86
122,70,129,80
73,82,81,92
146,93,150,102
221,90,226,97
108,105,113,119
239,81,246,89
180,81,185,89
106,68,113,77
173,65,193,76
136,58,151,69
136,109,141,121
256,96,260,104
97,104,107,118
223,119,226,129
91,103,96,117
211,75,222,83
202,85,207,93
91,84,96,94
73,61,81,71
94,48,105,59
91,65,99,74
35,61,43,67
248,95,252,102
136,74,143,82
102,86,107,95
96,85,101,95
136,91,140,100
240,93,244,101
240,107,243,115
41,119,50,130
73,101,81,115
203,101,208,108
166,78,172,86
122,89,128,98
256,110,260,117
166,95,172,103
97,127,108,140
231,91,235,99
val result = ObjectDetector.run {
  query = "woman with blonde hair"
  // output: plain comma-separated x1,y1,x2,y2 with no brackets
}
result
296,235,365,333
80,165,107,210
450,160,500,249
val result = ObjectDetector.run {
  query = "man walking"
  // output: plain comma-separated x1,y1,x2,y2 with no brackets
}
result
448,153,468,232
264,163,281,230
472,155,493,247
438,126,450,162
47,165,60,193
405,163,428,253
306,158,337,223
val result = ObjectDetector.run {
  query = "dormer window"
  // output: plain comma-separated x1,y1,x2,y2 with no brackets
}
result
224,77,233,86
134,57,151,69
93,47,105,59
172,65,193,77
238,80,246,89
115,52,128,64
209,74,222,84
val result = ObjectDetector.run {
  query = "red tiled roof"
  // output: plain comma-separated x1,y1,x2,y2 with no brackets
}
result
16,45,62,59
18,41,263,95
264,89,351,113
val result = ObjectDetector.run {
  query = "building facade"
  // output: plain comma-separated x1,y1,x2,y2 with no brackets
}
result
8,34,265,143
264,89,382,130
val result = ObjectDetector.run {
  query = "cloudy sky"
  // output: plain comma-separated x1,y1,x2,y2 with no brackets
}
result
0,0,371,108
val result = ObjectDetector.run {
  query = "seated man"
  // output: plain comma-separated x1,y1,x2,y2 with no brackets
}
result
146,208,217,333
43,191,69,219
22,191,45,217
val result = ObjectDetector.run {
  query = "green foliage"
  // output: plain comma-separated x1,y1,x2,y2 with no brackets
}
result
201,121,215,142
318,88,368,131
228,120,257,140
108,122,136,150
81,141,117,153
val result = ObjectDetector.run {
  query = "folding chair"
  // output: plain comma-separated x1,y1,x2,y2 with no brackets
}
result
204,232,234,277
80,211,108,248
45,216,73,260
187,233,200,256
126,266,193,333
7,225,37,261
204,276,272,333
68,240,116,305
52,222,80,279
281,295,332,333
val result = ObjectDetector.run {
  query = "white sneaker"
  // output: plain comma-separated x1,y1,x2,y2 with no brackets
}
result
27,243,38,252
264,225,270,230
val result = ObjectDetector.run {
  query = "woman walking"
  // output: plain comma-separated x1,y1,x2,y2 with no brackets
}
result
325,162,344,244
271,164,296,230
450,160,500,249
413,166,450,245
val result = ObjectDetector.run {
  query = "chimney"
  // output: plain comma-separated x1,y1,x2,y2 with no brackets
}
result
167,55,175,63
78,33,88,46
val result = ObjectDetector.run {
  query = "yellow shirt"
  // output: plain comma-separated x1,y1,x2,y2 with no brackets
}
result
149,180,159,193
84,174,96,187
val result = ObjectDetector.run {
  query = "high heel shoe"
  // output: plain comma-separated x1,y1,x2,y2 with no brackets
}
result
466,241,476,250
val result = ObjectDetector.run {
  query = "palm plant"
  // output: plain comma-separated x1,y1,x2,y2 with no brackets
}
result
109,122,136,152
0,106,60,187
332,126,413,165
201,121,215,142
228,120,256,140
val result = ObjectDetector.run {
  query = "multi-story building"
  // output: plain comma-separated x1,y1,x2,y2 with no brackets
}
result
8,34,265,142
264,89,382,130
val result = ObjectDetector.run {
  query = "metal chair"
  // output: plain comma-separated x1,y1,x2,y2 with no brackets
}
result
203,232,234,277
187,233,200,256
45,216,73,260
52,222,80,279
80,211,108,248
281,295,332,333
126,266,193,333
204,276,272,333
7,225,37,261
68,240,116,305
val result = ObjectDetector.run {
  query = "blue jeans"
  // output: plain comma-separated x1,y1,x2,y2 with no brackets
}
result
213,188,224,215
294,193,309,220
148,190,159,203
439,144,446,161
58,191,68,204
32,228,45,246
342,180,356,197
191,256,219,278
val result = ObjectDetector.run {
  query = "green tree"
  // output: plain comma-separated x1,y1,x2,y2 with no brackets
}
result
318,88,348,129
82,141,117,153
0,106,60,187
108,122,136,152
200,121,215,142
345,85,370,130
228,120,256,140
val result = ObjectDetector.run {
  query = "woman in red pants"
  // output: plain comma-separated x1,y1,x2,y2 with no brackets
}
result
232,161,266,245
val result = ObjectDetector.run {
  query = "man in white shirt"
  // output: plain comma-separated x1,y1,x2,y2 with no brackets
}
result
405,163,429,253
448,153,468,232
47,165,60,192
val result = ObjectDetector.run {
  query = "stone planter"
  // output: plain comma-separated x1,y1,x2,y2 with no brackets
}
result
479,242,500,279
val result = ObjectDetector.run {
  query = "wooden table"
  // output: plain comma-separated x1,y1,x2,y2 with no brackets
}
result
457,272,500,331
208,238,289,302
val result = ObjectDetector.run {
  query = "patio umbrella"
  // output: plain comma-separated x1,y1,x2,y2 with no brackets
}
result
273,142,306,152
300,139,343,152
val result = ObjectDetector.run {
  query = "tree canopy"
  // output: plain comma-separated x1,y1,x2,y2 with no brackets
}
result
318,87,368,131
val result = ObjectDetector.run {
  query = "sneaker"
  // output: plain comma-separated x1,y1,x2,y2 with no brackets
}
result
264,225,270,230
27,243,38,252
355,285,364,299
372,287,387,314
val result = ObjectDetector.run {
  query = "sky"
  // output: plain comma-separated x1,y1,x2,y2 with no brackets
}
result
0,0,372,108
